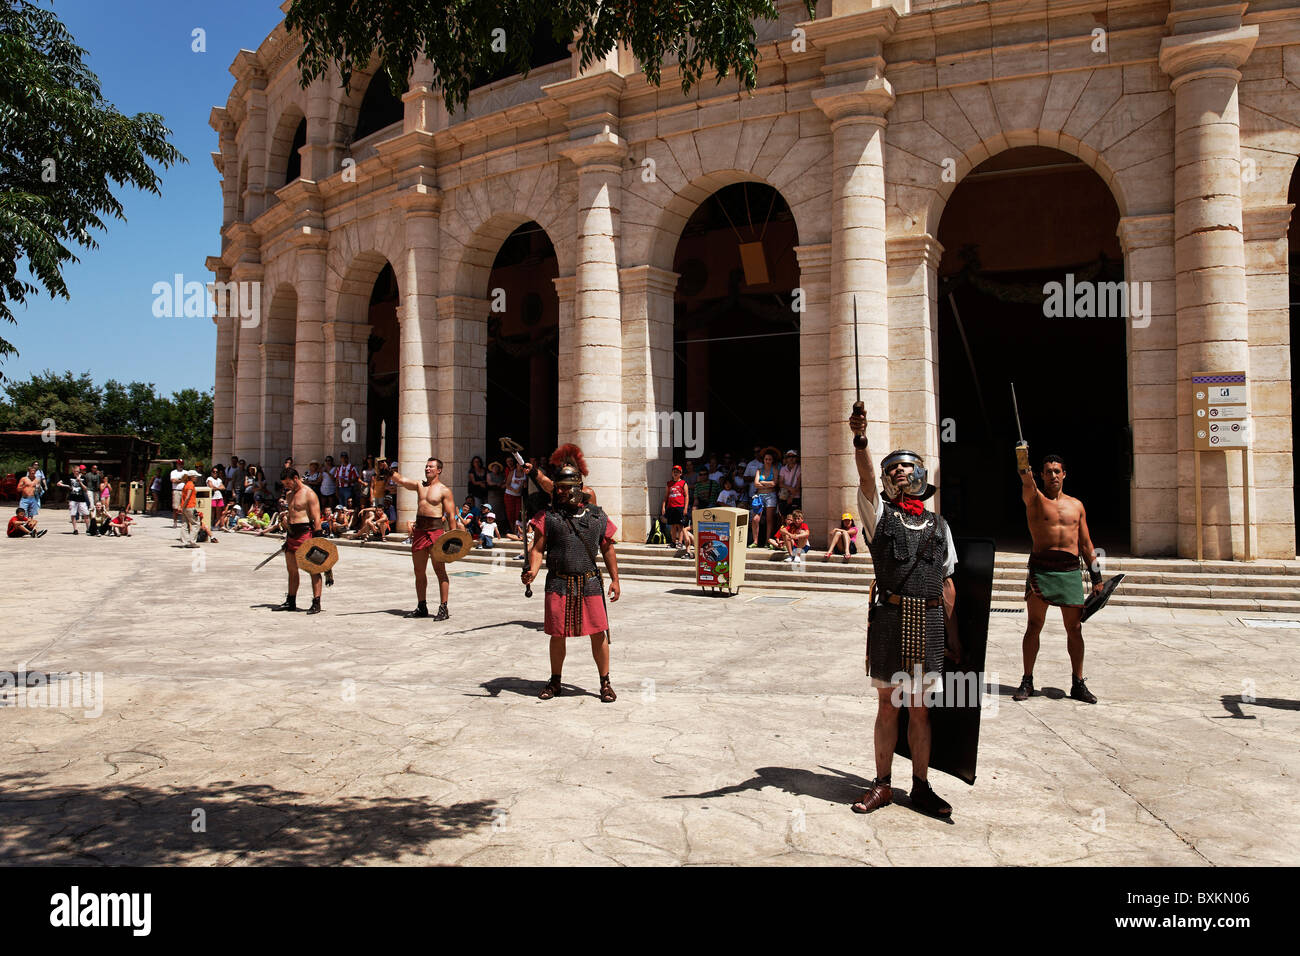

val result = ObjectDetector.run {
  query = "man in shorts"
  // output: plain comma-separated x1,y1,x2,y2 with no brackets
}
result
273,468,328,614
389,457,463,620
17,464,42,520
59,468,92,534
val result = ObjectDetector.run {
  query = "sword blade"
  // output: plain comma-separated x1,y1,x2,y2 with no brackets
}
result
253,545,284,571
853,296,861,402
1011,381,1025,443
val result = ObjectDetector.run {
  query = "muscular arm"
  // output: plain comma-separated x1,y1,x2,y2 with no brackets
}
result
523,521,545,583
1020,467,1039,507
601,537,621,601
443,485,462,531
306,491,322,532
388,471,421,492
943,576,960,661
1077,503,1102,585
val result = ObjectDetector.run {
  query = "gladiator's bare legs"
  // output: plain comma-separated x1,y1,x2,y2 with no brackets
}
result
874,687,931,784
1022,590,1086,679
548,633,611,682
411,548,450,605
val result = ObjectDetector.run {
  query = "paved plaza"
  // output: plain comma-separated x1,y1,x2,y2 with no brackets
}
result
1,516,1297,866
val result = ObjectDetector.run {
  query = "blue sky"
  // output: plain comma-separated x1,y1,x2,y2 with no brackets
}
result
5,0,287,395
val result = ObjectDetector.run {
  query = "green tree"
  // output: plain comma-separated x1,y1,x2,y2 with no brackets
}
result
0,368,101,433
285,0,815,110
101,379,167,438
0,1,183,370
157,387,213,462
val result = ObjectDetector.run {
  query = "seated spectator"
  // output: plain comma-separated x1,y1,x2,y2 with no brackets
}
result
479,509,499,549
88,502,113,537
351,506,390,542
108,508,135,537
825,513,859,562
330,506,353,537
771,509,810,562
7,506,44,538
458,496,481,537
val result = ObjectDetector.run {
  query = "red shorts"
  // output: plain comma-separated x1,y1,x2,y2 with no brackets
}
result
413,527,444,553
285,525,312,553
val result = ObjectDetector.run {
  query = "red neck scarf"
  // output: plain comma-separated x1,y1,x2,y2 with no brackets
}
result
893,496,924,516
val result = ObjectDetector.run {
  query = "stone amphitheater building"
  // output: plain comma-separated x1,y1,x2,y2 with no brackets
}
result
211,0,1300,559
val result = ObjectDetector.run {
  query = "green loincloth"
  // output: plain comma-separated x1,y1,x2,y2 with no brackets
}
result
1026,567,1085,607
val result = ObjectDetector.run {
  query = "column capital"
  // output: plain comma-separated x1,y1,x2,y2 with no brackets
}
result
552,275,577,301
885,234,943,270
618,265,679,296
287,223,329,250
434,294,488,321
1158,25,1258,87
392,181,442,215
1117,213,1175,253
559,131,627,170
1243,203,1295,241
794,242,833,275
811,76,895,126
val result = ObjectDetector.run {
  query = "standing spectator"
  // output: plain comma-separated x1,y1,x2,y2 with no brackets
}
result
31,460,48,501
335,453,358,509
778,449,802,516
743,446,763,499
752,447,781,546
148,470,163,513
360,456,376,507
243,464,261,511
226,455,242,486
716,476,739,508
467,456,489,509
84,463,104,508
207,465,226,525
169,459,187,526
58,468,93,534
8,506,44,538
706,454,726,482
825,512,859,562
304,460,323,500
17,464,42,520
320,455,337,509
276,457,294,500
692,467,721,511
503,457,527,534
660,464,689,551
486,460,506,517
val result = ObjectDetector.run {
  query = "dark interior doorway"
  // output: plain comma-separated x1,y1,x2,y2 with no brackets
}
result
936,147,1131,553
672,182,801,458
485,222,559,460
1288,161,1300,555
367,263,399,459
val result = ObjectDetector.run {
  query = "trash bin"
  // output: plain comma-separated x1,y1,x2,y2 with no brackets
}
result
129,481,145,514
194,485,212,528
692,506,749,594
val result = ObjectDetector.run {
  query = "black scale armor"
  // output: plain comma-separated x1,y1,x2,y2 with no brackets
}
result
542,506,607,600
866,502,949,682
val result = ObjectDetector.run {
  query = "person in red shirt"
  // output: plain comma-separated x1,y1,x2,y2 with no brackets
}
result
771,509,811,562
660,465,690,551
179,475,218,546
7,506,44,538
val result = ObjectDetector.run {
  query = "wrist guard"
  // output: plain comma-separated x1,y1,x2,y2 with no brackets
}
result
311,526,325,538
1089,566,1103,586
1015,442,1030,472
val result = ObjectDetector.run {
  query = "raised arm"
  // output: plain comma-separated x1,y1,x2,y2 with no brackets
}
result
1018,443,1038,506
849,409,877,505
387,470,421,492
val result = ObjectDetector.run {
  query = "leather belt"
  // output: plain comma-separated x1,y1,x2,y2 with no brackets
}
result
881,590,941,608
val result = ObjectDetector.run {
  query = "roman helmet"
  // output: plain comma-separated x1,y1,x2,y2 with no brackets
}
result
552,464,585,511
879,449,935,501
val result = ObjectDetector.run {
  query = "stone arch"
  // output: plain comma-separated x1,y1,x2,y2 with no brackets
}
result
441,170,578,298
267,104,307,192
332,68,408,148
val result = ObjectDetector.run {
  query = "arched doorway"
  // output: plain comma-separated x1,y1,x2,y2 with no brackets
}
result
485,222,559,459
353,75,405,141
672,182,801,456
936,146,1130,551
1289,161,1300,554
367,264,400,458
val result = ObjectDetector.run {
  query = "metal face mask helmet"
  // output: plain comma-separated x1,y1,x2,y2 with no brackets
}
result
879,449,935,501
552,465,585,511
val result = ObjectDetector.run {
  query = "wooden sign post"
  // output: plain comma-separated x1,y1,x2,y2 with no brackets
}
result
1191,371,1252,561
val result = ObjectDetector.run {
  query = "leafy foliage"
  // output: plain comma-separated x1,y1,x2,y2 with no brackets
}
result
0,370,212,460
0,1,183,369
285,0,816,111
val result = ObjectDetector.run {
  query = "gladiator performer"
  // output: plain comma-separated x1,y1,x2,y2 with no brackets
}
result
848,408,961,818
389,457,463,620
274,468,330,615
526,443,599,506
1014,449,1104,704
521,465,621,703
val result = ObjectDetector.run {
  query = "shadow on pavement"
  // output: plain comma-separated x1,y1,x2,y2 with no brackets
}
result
471,677,599,700
1216,694,1300,719
0,774,497,865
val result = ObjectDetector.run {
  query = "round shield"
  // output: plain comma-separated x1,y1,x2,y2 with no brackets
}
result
296,536,340,574
431,528,473,564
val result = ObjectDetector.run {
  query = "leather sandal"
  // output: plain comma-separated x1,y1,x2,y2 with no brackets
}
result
600,676,617,703
851,781,893,814
538,677,562,700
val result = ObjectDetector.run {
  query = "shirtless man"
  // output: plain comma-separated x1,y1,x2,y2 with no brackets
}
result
17,465,42,520
1015,450,1104,704
273,468,329,615
390,457,464,620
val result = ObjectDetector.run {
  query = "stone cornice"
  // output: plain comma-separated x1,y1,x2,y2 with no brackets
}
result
552,275,577,299
1159,25,1258,85
559,131,627,169
1117,213,1175,252
391,182,443,216
287,224,329,251
619,265,680,297
802,7,898,52
544,71,626,125
794,242,832,274
1242,203,1294,241
885,234,943,270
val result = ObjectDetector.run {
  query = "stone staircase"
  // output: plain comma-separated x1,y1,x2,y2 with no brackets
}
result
342,535,1300,614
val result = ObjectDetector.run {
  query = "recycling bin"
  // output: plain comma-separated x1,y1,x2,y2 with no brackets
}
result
128,481,146,514
193,485,212,527
692,506,749,594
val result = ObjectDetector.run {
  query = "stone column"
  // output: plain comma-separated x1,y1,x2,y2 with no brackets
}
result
396,185,442,525
1119,214,1178,556
233,319,263,460
244,84,269,221
1242,204,1296,558
885,234,944,505
291,228,328,464
619,264,678,543
1159,18,1258,559
434,294,488,514
322,319,371,459
559,136,627,530
211,312,236,459
258,342,295,465
553,275,576,439
812,78,895,530
795,244,832,544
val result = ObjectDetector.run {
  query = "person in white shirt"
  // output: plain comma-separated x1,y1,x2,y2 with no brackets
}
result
320,455,337,508
716,477,739,507
479,511,499,549
170,461,186,527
